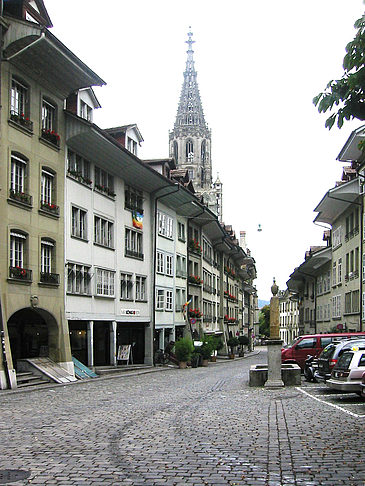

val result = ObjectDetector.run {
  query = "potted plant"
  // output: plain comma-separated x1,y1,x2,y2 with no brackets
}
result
227,337,239,359
191,350,201,368
238,335,249,357
207,336,223,362
199,340,213,366
174,337,194,369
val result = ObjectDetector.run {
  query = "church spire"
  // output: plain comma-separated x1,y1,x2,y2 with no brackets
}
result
174,28,207,130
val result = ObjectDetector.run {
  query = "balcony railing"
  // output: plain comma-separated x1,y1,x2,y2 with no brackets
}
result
345,226,359,242
40,272,60,285
9,111,33,131
125,249,144,260
40,201,60,216
9,266,32,281
9,189,32,206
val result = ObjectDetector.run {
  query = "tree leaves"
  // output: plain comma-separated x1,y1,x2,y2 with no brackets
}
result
314,12,365,129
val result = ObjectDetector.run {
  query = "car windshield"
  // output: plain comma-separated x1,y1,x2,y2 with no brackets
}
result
336,352,354,370
319,344,336,359
284,337,301,349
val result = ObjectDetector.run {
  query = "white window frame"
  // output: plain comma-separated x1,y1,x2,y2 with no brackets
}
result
166,254,173,276
125,227,143,259
332,226,342,249
67,263,91,295
166,290,173,311
94,215,114,248
10,153,27,194
10,231,26,268
42,98,56,132
157,211,173,239
135,275,146,301
95,268,115,297
11,77,28,116
71,206,87,240
120,272,133,300
157,251,164,274
156,289,164,310
41,239,54,274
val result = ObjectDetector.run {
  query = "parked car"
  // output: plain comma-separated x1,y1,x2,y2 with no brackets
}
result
314,338,365,382
326,349,365,394
281,332,365,370
360,371,365,399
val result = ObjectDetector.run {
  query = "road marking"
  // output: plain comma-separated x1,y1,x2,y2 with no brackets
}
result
296,387,365,418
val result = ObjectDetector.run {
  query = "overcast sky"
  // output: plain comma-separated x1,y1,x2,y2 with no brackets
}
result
46,0,364,301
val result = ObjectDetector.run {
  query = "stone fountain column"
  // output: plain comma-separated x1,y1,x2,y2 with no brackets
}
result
264,279,284,388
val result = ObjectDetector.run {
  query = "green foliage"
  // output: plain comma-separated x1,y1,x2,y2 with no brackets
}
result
227,337,239,353
259,305,270,337
206,335,223,352
199,341,213,359
174,337,194,362
313,13,365,129
238,335,249,347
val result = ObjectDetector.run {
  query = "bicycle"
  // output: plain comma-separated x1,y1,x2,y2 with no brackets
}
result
154,349,169,365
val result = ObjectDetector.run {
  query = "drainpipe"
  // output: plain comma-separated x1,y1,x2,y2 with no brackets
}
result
360,195,363,331
151,183,180,364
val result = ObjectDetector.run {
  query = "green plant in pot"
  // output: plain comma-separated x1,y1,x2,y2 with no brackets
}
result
174,337,194,369
207,335,223,362
199,340,213,366
238,335,249,357
226,337,239,358
191,350,201,368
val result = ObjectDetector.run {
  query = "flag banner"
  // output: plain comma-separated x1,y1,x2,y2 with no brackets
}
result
132,211,143,229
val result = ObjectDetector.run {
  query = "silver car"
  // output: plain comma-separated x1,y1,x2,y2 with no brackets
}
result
326,348,365,394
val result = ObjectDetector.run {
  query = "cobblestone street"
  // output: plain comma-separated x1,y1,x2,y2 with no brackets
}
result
1,348,365,486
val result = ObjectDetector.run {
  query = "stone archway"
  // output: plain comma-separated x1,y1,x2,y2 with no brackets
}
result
8,307,59,367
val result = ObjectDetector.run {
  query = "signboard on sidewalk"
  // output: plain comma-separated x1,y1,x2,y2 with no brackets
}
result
117,344,131,362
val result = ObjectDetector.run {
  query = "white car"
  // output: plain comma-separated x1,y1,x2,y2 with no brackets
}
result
326,348,365,394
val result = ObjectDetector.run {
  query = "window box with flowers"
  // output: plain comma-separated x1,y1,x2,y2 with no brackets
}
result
188,239,202,255
224,315,237,324
67,170,92,187
41,128,60,148
224,290,238,302
189,308,203,319
9,111,33,132
224,265,236,279
9,189,32,206
40,272,60,285
9,266,32,282
188,275,203,286
40,201,60,216
95,183,116,199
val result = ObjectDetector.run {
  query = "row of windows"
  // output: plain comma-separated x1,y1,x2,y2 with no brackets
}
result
71,207,143,258
11,76,59,137
9,231,58,283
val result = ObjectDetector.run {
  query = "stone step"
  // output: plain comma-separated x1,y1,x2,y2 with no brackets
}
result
17,378,50,388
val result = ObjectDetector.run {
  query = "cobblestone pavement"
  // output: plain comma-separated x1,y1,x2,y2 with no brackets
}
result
1,348,365,486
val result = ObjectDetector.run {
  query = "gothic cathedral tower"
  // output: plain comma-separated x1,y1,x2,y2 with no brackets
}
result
169,29,223,221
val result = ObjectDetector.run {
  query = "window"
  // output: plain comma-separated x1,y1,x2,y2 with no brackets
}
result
41,169,54,205
332,226,342,249
41,98,56,132
332,295,341,318
166,254,173,276
178,222,186,242
125,228,143,259
332,262,337,286
120,273,133,300
80,100,92,121
127,137,137,155
94,216,114,248
345,292,352,314
95,167,115,197
353,290,360,313
173,141,178,161
67,263,91,295
296,338,316,349
157,212,173,239
11,77,29,118
157,251,164,274
176,254,187,278
41,239,53,274
10,230,26,269
67,150,91,185
135,275,146,301
175,288,186,312
156,289,164,310
125,185,143,213
96,268,115,297
10,153,28,197
71,206,87,240
166,290,173,311
338,258,342,284
186,140,194,159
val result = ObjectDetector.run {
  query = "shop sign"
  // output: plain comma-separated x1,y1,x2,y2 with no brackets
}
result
121,309,140,316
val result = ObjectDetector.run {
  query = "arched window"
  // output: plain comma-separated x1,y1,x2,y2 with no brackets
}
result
9,229,29,280
186,140,194,160
201,140,206,163
173,141,178,161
